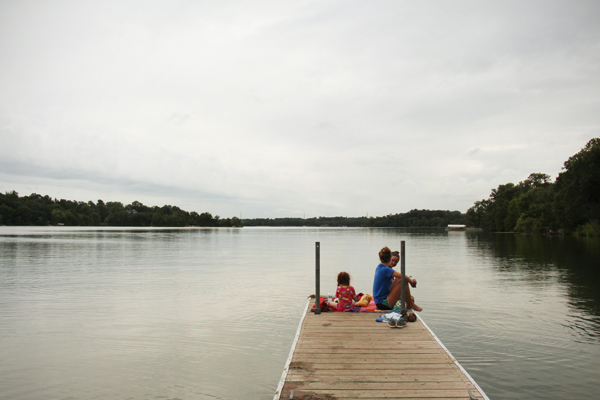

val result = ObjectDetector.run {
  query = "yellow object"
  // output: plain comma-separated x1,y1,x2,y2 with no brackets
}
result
355,294,372,307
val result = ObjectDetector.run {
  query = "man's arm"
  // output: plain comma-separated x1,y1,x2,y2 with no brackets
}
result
391,270,417,287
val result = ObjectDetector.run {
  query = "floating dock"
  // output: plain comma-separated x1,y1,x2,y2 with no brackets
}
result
274,298,489,400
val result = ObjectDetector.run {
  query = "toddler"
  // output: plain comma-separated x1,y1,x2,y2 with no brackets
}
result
328,271,359,311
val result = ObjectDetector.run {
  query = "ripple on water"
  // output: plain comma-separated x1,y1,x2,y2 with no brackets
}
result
2,227,600,400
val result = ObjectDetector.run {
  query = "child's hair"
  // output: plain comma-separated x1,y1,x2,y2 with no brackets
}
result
379,246,392,263
337,271,351,286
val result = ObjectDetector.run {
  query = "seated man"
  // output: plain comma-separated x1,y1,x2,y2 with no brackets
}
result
373,247,422,312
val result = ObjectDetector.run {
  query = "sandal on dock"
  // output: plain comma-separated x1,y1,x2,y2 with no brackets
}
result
406,311,417,322
388,318,404,328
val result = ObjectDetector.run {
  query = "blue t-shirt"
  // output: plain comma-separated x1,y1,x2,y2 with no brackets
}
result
373,263,395,304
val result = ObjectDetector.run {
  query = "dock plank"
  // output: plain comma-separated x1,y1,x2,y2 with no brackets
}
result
275,299,488,400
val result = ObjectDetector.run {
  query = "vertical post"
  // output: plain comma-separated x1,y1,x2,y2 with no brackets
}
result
400,240,406,313
315,242,321,315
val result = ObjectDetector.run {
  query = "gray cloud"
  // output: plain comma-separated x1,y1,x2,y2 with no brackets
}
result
1,1,599,218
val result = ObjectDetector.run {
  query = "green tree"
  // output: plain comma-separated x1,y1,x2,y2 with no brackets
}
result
104,202,128,226
231,216,242,227
487,183,522,231
151,212,165,226
198,212,215,226
468,173,553,232
51,208,66,225
0,191,241,228
16,205,32,225
97,200,109,224
553,138,600,232
90,212,101,225
467,199,492,229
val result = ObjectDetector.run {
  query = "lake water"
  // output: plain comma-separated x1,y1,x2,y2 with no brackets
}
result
1,226,599,400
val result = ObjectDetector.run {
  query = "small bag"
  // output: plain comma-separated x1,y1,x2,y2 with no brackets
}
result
355,294,372,307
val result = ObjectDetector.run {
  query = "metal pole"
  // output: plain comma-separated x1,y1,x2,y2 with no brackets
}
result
400,240,406,313
315,242,321,315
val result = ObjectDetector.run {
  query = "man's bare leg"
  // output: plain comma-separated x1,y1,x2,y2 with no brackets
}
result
404,284,423,311
387,278,403,305
389,278,423,312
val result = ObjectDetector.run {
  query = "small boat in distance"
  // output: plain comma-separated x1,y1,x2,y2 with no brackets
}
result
446,224,466,231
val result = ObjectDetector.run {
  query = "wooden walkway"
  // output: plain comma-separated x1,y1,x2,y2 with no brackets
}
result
274,299,489,400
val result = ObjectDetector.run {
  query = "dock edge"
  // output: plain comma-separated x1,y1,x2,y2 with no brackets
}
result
273,297,311,400
418,315,491,400
273,301,491,400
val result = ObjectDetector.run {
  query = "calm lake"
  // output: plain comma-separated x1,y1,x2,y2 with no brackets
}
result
1,226,599,399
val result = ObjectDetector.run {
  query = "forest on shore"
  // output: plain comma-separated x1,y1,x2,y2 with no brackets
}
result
243,210,465,227
466,138,599,236
0,195,242,228
0,191,464,229
1,138,597,235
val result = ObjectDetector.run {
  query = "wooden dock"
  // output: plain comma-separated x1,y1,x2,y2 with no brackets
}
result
274,299,489,400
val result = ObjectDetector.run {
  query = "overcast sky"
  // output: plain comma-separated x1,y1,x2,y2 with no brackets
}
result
1,1,599,218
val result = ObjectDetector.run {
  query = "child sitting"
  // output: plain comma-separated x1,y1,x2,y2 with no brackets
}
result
328,272,359,311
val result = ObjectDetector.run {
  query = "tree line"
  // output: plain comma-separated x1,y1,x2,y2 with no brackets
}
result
243,216,366,227
466,138,600,236
364,209,466,227
3,138,596,233
0,190,466,229
0,194,242,227
237,210,465,227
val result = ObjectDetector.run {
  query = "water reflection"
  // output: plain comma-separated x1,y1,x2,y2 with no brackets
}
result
467,233,600,316
2,227,600,400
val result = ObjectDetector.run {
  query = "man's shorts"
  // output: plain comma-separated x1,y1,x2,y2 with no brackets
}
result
375,297,392,310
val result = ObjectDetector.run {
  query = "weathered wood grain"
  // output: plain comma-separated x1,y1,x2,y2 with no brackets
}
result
278,300,484,400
